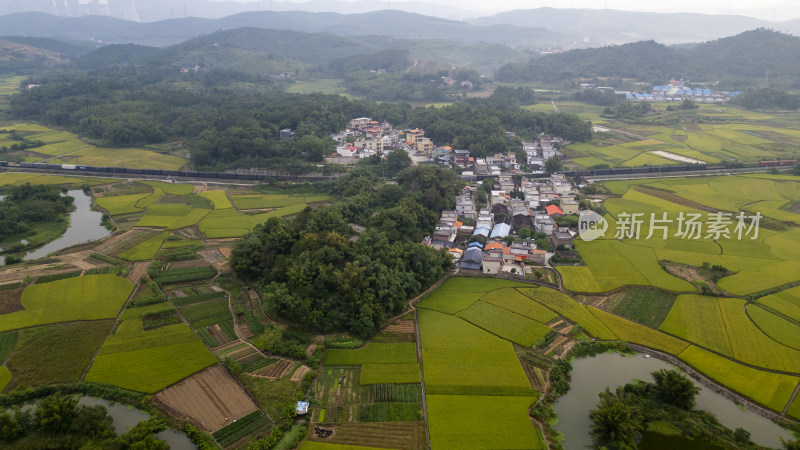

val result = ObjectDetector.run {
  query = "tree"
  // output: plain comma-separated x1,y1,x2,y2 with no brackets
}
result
519,227,532,239
385,150,411,175
793,162,800,176
589,387,643,449
651,369,700,410
545,157,563,173
733,427,750,444
36,392,78,434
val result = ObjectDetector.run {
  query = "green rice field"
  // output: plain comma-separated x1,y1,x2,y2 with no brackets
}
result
0,275,133,332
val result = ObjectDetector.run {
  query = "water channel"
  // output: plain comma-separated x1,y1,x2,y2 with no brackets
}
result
553,352,795,449
0,189,110,265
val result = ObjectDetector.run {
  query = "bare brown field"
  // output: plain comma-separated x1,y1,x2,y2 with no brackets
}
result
254,359,293,378
169,259,210,269
291,365,311,382
382,320,415,333
238,323,255,339
309,422,426,449
127,261,151,283
155,365,259,433
0,287,24,314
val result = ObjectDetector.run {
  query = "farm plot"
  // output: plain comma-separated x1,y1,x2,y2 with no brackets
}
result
757,286,800,322
155,364,259,433
118,231,168,261
417,308,533,392
95,193,149,215
136,207,212,230
455,301,552,347
230,194,332,210
323,343,419,385
4,320,113,390
479,288,558,323
746,305,800,351
66,147,186,171
661,295,800,372
315,366,422,424
426,394,543,449
415,277,527,314
303,422,425,449
151,265,217,284
608,288,677,328
518,287,616,340
199,190,233,209
677,346,798,412
212,410,271,448
0,275,133,332
589,307,688,355
86,304,216,393
178,297,232,329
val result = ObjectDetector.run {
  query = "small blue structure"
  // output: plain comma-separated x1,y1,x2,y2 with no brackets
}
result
472,227,490,238
490,223,511,239
296,401,309,415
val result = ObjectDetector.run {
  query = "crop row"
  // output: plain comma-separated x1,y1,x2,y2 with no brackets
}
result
151,265,217,284
171,291,227,307
370,383,422,403
240,355,278,373
357,402,419,422
179,298,232,329
212,410,271,447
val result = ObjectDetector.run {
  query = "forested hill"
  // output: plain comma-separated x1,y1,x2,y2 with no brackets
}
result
496,29,800,88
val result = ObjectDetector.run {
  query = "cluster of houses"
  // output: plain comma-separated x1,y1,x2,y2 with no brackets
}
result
423,173,581,276
332,118,401,160
445,135,562,176
627,84,741,103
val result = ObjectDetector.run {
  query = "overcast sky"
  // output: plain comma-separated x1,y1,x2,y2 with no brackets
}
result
221,0,800,20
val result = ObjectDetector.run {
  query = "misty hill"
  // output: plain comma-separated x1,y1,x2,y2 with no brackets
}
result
73,27,527,76
472,8,800,45
0,37,98,74
0,10,562,49
0,0,481,22
496,29,800,88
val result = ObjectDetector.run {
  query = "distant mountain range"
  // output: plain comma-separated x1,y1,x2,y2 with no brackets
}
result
0,8,798,50
496,29,800,89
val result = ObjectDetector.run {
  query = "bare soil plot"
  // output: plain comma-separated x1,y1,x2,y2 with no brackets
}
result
0,262,80,285
254,359,293,378
155,364,259,433
218,247,232,259
291,365,311,382
238,322,255,339
382,320,415,334
198,249,225,265
0,287,24,314
169,259,211,270
127,261,151,283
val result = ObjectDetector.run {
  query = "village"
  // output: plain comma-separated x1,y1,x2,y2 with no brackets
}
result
325,115,583,280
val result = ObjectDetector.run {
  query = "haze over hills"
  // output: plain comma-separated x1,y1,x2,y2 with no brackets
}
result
496,29,800,89
0,8,798,51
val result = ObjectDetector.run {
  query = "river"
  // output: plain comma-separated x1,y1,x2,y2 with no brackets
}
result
553,352,795,449
1,189,110,265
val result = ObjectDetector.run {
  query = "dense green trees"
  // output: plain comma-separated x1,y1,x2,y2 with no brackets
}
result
730,88,800,110
0,392,169,448
544,157,564,173
231,166,457,338
0,183,74,244
590,369,757,450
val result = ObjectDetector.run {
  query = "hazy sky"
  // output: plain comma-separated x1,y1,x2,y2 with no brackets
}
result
221,0,800,20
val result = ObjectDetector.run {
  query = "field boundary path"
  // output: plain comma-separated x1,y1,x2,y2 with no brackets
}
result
414,308,432,450
783,381,800,415
626,343,792,422
550,101,559,112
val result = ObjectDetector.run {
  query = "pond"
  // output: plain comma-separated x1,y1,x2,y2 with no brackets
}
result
553,352,795,449
1,190,110,265
79,397,195,449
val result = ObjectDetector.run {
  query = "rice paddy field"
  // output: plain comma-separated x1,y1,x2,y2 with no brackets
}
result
0,123,188,170
563,103,800,167
86,303,217,393
559,175,800,296
0,275,133,332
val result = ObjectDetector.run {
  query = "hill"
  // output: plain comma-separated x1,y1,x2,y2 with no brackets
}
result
0,10,563,49
472,8,800,45
496,29,800,88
